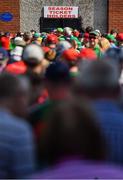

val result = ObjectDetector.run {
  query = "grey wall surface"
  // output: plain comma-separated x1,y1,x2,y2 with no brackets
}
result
20,0,107,33
94,0,108,33
20,0,94,32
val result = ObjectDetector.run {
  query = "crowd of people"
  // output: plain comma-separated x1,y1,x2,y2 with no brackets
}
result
1,26,123,178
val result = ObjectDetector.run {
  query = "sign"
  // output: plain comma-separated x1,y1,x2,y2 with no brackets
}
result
44,6,78,18
0,12,13,22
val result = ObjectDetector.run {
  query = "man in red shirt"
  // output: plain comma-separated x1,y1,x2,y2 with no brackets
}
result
0,32,10,51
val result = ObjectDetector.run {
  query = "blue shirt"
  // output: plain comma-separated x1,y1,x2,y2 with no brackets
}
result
93,100,123,164
0,109,35,178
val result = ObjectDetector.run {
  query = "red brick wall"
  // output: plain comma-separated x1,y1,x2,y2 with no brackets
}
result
0,0,20,33
109,0,123,32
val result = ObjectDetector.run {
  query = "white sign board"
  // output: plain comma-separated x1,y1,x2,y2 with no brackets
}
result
44,6,78,18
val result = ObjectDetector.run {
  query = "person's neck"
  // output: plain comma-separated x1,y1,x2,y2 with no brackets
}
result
49,87,71,101
0,101,12,114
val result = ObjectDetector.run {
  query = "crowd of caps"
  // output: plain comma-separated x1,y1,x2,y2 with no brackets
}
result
1,26,123,178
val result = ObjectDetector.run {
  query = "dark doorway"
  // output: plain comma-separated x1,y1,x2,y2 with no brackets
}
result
40,17,82,32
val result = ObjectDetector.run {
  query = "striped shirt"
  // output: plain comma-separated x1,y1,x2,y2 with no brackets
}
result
93,100,123,164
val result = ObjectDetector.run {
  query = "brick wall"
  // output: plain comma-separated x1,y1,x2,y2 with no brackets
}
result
0,0,20,33
109,0,123,32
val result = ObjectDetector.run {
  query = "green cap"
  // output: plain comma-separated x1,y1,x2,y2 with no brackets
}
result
33,33,40,38
57,28,64,33
59,37,65,41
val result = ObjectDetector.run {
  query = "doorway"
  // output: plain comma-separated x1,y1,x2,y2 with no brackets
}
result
40,17,82,32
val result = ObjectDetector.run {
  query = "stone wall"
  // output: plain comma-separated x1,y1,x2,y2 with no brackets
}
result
94,0,108,33
0,0,108,33
20,0,94,32
20,0,108,33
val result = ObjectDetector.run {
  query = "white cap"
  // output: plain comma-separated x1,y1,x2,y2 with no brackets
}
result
64,27,72,36
56,41,72,52
14,37,23,41
23,44,44,62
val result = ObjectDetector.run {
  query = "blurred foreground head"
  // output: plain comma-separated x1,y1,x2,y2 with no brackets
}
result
102,47,123,74
39,98,105,165
77,60,120,99
45,61,71,100
0,73,30,118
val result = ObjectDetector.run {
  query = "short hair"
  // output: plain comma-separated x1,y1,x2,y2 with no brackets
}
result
0,73,29,99
39,97,106,165
23,32,32,42
110,29,118,35
85,26,93,33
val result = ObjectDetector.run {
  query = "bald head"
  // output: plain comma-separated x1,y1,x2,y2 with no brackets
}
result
0,73,30,100
0,73,30,117
77,60,120,97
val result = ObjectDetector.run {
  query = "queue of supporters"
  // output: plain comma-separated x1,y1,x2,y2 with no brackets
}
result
1,26,123,178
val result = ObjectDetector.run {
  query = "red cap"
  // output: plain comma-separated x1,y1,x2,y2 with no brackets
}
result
79,48,97,60
62,48,79,61
84,33,89,38
117,33,123,41
47,34,58,44
73,30,80,37
5,61,27,75
42,46,50,53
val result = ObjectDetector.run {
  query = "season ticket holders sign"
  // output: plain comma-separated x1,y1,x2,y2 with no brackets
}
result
44,6,79,18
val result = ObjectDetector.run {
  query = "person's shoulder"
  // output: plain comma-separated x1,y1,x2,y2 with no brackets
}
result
0,110,31,133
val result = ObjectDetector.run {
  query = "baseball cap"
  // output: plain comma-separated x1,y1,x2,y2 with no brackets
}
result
33,33,40,38
14,37,26,47
56,41,72,55
95,29,101,35
90,31,99,36
64,27,73,35
5,61,27,75
79,48,97,60
45,61,71,83
57,28,64,33
62,48,79,62
117,33,123,42
22,44,44,64
47,34,58,44
89,31,99,39
73,30,80,37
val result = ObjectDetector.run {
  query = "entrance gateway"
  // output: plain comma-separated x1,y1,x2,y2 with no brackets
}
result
40,6,82,32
